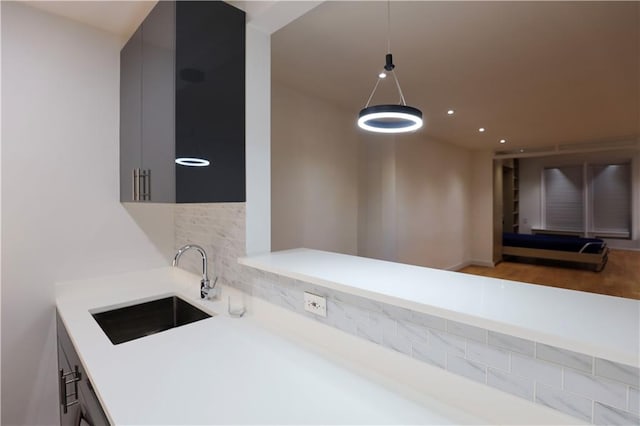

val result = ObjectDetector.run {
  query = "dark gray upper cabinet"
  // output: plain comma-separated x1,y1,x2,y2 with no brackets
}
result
120,1,246,203
119,27,143,203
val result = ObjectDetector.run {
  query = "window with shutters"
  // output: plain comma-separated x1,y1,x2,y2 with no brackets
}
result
589,164,631,235
543,166,584,231
542,163,631,238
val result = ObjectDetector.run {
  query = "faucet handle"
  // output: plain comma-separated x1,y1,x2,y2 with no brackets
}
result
200,279,209,299
200,277,219,299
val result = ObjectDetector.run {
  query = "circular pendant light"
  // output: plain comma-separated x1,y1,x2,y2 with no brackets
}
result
358,104,423,133
357,2,423,134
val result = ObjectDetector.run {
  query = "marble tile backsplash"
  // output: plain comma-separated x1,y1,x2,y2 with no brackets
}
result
173,205,638,424
238,267,640,425
174,203,246,290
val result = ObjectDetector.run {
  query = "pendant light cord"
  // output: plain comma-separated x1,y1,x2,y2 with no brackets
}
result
392,71,407,106
364,78,383,108
387,0,391,54
363,0,408,108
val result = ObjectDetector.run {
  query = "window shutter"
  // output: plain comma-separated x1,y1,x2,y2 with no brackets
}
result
590,164,631,234
544,167,583,231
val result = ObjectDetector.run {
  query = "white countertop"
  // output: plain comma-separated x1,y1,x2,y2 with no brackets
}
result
55,267,486,425
239,249,640,366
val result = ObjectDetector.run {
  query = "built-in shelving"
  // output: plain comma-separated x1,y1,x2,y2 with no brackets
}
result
502,159,520,233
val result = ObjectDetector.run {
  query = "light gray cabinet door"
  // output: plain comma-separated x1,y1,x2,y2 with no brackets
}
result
119,27,142,202
141,0,176,203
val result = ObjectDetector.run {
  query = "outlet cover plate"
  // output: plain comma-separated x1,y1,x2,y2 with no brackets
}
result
304,292,327,317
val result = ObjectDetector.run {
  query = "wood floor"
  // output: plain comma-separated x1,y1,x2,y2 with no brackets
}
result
459,249,640,300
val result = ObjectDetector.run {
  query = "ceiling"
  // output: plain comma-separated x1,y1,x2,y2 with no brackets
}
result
20,1,156,40
19,1,639,152
272,1,640,151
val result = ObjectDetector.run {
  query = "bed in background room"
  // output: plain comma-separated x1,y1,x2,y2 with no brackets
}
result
502,232,609,271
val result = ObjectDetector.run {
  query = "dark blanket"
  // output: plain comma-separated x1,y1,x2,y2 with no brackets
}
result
503,233,605,254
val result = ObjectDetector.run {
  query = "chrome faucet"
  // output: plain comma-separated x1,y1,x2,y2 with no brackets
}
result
172,244,217,299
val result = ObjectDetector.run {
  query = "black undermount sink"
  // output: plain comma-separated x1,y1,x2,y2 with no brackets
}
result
92,296,212,345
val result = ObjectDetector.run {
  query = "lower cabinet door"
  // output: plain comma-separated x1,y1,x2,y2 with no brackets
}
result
78,379,110,426
58,342,81,426
57,312,111,426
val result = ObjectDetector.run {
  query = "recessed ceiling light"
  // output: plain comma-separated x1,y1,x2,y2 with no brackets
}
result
378,72,387,79
519,149,525,153
479,127,486,132
500,139,506,144
447,109,455,115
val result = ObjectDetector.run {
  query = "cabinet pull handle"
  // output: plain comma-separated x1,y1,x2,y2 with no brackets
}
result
59,366,81,413
132,169,150,201
139,169,151,201
132,168,139,201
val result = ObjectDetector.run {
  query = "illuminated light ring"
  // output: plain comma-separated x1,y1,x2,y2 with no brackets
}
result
175,157,210,167
358,105,423,134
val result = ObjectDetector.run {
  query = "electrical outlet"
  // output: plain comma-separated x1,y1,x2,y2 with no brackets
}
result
304,292,327,317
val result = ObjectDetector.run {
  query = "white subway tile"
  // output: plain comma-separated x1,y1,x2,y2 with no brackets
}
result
357,316,384,344
412,340,446,369
536,343,593,373
594,402,640,426
342,302,370,327
564,368,627,410
488,331,534,356
397,320,429,344
630,387,639,415
429,329,465,357
467,341,509,371
447,354,486,384
410,311,447,331
327,299,347,318
356,326,382,344
253,280,278,304
535,383,593,423
332,291,382,313
487,368,534,400
595,358,640,387
382,331,412,356
276,287,303,313
370,312,397,337
332,316,357,334
252,284,271,301
447,320,487,343
511,353,562,388
326,300,357,334
380,304,413,322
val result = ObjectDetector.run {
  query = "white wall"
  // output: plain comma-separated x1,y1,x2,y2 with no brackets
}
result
241,0,323,257
395,134,472,270
0,2,3,420
367,133,472,270
469,150,495,266
1,3,173,424
271,83,359,254
358,134,398,262
358,133,493,270
272,80,478,270
519,150,640,243
245,24,271,255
